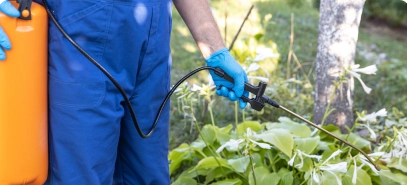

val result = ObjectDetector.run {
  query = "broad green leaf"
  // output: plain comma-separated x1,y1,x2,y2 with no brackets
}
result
267,117,312,137
321,171,341,185
342,166,372,185
169,143,192,174
177,166,210,179
237,121,262,135
380,170,407,185
257,129,294,157
249,166,281,185
210,178,242,185
319,125,341,141
190,139,206,151
228,156,250,173
217,132,232,145
220,124,234,133
201,125,217,145
293,157,313,172
277,168,294,185
204,168,235,184
388,158,407,173
341,133,371,150
193,157,232,171
294,136,320,154
172,177,197,185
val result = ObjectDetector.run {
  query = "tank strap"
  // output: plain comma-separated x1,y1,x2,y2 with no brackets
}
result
17,0,32,20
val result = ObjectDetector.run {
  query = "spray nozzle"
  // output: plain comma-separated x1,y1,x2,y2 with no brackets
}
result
213,67,279,111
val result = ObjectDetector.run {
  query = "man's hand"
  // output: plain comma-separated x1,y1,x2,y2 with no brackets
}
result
206,48,249,109
0,0,20,60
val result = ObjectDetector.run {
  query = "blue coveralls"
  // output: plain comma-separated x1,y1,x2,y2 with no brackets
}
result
39,0,173,184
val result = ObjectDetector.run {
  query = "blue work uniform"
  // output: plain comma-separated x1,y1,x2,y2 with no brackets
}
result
38,0,173,184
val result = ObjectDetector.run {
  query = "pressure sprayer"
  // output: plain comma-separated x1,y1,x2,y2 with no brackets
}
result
1,1,380,184
0,0,48,184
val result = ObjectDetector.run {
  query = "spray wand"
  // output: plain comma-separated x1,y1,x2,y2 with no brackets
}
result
213,68,381,171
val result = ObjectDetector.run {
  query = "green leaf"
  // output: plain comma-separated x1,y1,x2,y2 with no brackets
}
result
190,139,206,152
228,156,250,173
193,156,232,171
257,129,294,157
201,125,217,145
294,136,320,154
237,121,262,135
388,158,407,173
267,117,312,137
172,177,197,185
277,168,294,185
220,124,234,133
380,170,407,185
294,157,314,172
169,143,192,175
210,178,242,185
341,133,371,150
217,132,232,145
342,166,372,185
249,166,281,185
254,33,264,41
321,171,341,185
319,125,341,141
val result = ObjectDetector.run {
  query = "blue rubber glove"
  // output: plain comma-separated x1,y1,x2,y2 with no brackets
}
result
205,48,249,109
0,0,20,60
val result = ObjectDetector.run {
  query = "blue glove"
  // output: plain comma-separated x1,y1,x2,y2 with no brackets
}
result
205,48,249,109
0,0,20,60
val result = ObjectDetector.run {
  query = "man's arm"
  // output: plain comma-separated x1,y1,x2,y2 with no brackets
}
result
172,0,224,58
173,0,249,109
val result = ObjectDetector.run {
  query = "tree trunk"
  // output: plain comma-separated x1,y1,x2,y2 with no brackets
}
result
313,0,365,131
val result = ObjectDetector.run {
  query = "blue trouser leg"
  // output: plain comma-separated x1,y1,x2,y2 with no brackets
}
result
44,0,172,184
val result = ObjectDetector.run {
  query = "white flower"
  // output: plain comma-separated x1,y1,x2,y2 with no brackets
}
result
246,128,271,149
311,169,320,184
352,158,358,184
216,139,244,153
359,108,387,122
363,124,377,141
344,64,377,94
288,150,322,168
350,64,377,75
359,154,380,175
322,150,343,165
320,162,347,173
249,139,272,149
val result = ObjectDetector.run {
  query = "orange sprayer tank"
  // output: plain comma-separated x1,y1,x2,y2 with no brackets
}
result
0,1,48,184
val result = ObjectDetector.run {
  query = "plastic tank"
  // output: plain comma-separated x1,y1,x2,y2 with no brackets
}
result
0,1,48,184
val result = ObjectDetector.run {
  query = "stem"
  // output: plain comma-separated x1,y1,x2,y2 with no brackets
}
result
286,13,294,79
250,154,257,185
209,102,215,126
267,152,277,172
235,101,238,139
320,84,339,127
242,109,246,121
229,5,254,50
193,121,227,177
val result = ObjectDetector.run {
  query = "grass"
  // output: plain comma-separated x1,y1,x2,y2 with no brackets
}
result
169,0,407,149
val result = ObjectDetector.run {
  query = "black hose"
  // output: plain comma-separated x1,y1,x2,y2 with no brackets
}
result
42,0,219,138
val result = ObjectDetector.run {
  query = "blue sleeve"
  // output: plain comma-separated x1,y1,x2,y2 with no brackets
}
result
33,0,43,5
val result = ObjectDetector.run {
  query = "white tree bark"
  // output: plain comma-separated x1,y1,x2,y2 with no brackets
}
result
313,0,365,130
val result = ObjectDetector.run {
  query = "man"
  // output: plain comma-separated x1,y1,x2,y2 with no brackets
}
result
0,0,248,184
